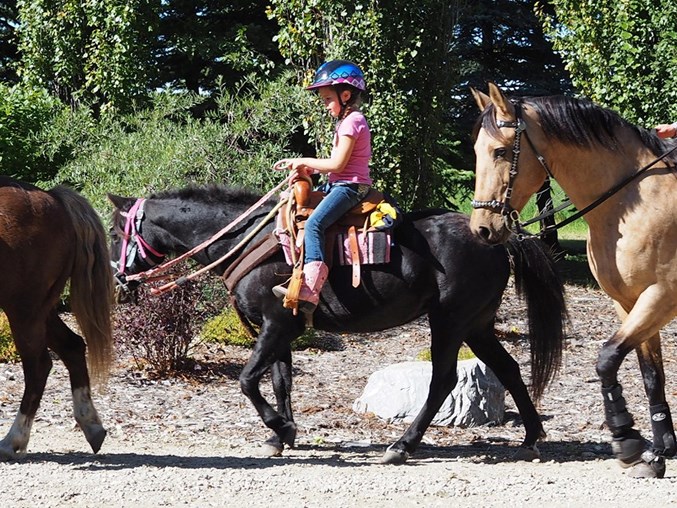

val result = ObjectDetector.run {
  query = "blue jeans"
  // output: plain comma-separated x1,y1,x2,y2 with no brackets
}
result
304,183,370,263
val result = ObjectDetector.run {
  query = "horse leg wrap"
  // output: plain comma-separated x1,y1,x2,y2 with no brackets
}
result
650,403,676,458
602,384,635,434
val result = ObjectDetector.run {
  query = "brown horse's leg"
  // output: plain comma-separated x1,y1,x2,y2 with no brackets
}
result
0,316,52,460
45,312,106,453
466,329,545,460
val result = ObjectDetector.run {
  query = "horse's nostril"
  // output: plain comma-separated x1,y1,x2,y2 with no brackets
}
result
478,226,491,242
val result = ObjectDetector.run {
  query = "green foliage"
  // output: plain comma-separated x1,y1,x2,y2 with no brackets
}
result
16,0,158,112
0,312,19,363
537,0,677,125
201,307,321,351
201,308,254,348
415,344,476,362
267,0,461,209
43,72,308,214
0,82,65,181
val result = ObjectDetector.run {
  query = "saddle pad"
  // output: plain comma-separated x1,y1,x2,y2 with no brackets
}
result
336,230,391,266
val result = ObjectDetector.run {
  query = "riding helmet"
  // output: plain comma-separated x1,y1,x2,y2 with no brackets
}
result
306,60,366,91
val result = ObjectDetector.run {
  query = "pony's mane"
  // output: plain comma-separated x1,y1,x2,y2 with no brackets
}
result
149,184,261,204
474,95,677,163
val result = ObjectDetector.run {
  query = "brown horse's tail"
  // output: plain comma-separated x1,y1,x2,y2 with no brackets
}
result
51,186,114,385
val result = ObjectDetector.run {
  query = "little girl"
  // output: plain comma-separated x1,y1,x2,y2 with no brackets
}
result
273,59,372,313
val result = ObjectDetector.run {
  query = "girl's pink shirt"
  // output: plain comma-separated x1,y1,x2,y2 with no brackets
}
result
329,111,372,185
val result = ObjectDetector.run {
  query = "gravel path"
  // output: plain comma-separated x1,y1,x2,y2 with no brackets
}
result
0,279,676,507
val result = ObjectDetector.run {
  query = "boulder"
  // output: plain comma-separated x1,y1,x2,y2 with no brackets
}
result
352,359,505,427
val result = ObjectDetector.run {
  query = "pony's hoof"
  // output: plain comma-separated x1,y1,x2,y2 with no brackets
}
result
258,442,284,457
280,422,297,448
380,445,409,465
627,450,666,479
513,444,540,461
87,427,107,454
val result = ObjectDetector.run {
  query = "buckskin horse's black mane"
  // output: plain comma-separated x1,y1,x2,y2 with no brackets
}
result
474,94,677,164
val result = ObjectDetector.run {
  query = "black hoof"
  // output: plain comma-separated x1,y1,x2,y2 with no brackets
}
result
279,421,297,448
381,445,409,465
89,428,107,454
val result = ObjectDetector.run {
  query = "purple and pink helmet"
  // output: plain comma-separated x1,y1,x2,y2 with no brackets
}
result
306,60,366,91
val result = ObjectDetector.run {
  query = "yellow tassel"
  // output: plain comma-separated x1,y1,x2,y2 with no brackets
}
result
283,266,304,313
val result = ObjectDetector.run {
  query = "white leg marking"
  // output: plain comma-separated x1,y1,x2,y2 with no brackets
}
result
0,412,33,460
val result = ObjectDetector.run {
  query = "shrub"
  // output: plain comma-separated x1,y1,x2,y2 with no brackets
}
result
416,343,476,362
113,269,228,376
201,307,322,351
0,313,19,363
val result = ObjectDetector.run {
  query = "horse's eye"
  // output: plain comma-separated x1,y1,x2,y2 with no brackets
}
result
493,147,508,159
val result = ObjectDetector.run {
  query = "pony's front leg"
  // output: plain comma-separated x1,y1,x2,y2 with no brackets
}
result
466,329,545,461
239,323,298,456
260,357,294,457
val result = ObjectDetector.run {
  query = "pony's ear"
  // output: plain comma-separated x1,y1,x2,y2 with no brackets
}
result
470,87,491,111
107,193,134,211
487,82,515,120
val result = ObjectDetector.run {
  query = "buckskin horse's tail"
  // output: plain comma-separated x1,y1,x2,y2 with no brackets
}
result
506,236,568,402
51,186,114,385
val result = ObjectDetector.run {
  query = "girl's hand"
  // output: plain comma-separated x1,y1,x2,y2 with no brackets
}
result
273,159,293,171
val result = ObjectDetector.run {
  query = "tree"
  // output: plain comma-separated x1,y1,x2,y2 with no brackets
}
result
0,0,18,82
537,0,677,125
16,0,158,112
268,0,463,209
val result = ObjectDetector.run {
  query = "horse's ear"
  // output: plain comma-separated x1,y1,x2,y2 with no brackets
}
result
487,82,515,120
107,193,134,210
470,87,491,111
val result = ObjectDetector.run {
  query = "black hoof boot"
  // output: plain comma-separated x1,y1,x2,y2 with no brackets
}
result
611,429,645,468
628,450,666,479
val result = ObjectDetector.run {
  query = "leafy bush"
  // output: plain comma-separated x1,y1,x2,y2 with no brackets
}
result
0,83,65,183
416,344,476,362
113,269,228,376
0,312,18,363
201,307,322,351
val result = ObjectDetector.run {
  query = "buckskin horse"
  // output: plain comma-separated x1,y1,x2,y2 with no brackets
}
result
470,82,677,477
108,183,567,464
0,177,114,459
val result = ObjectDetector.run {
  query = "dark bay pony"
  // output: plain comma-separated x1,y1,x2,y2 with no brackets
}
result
108,184,567,464
470,83,677,478
0,177,114,459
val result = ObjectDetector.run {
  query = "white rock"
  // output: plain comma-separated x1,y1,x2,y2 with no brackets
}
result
352,359,505,427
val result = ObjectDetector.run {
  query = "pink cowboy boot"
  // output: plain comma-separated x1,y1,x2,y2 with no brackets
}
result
272,261,329,313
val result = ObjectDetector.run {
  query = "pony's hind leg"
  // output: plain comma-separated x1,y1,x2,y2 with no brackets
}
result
0,317,52,460
465,328,545,460
46,312,106,453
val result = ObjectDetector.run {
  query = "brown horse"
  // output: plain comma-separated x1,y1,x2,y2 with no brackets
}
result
0,177,114,459
469,83,677,478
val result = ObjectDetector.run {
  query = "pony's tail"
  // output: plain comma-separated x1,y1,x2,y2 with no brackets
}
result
507,236,568,402
51,186,114,385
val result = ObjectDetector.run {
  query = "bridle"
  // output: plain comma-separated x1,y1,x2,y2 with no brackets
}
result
472,101,677,239
112,198,165,291
471,101,556,237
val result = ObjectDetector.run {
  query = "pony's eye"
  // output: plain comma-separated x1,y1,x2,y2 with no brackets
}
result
493,147,508,159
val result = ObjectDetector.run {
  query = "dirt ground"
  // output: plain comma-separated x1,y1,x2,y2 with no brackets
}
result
1,272,677,507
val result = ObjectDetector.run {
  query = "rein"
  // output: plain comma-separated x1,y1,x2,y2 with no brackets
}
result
472,103,677,238
117,176,291,291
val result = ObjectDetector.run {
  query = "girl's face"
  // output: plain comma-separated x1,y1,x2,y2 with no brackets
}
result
318,87,351,118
